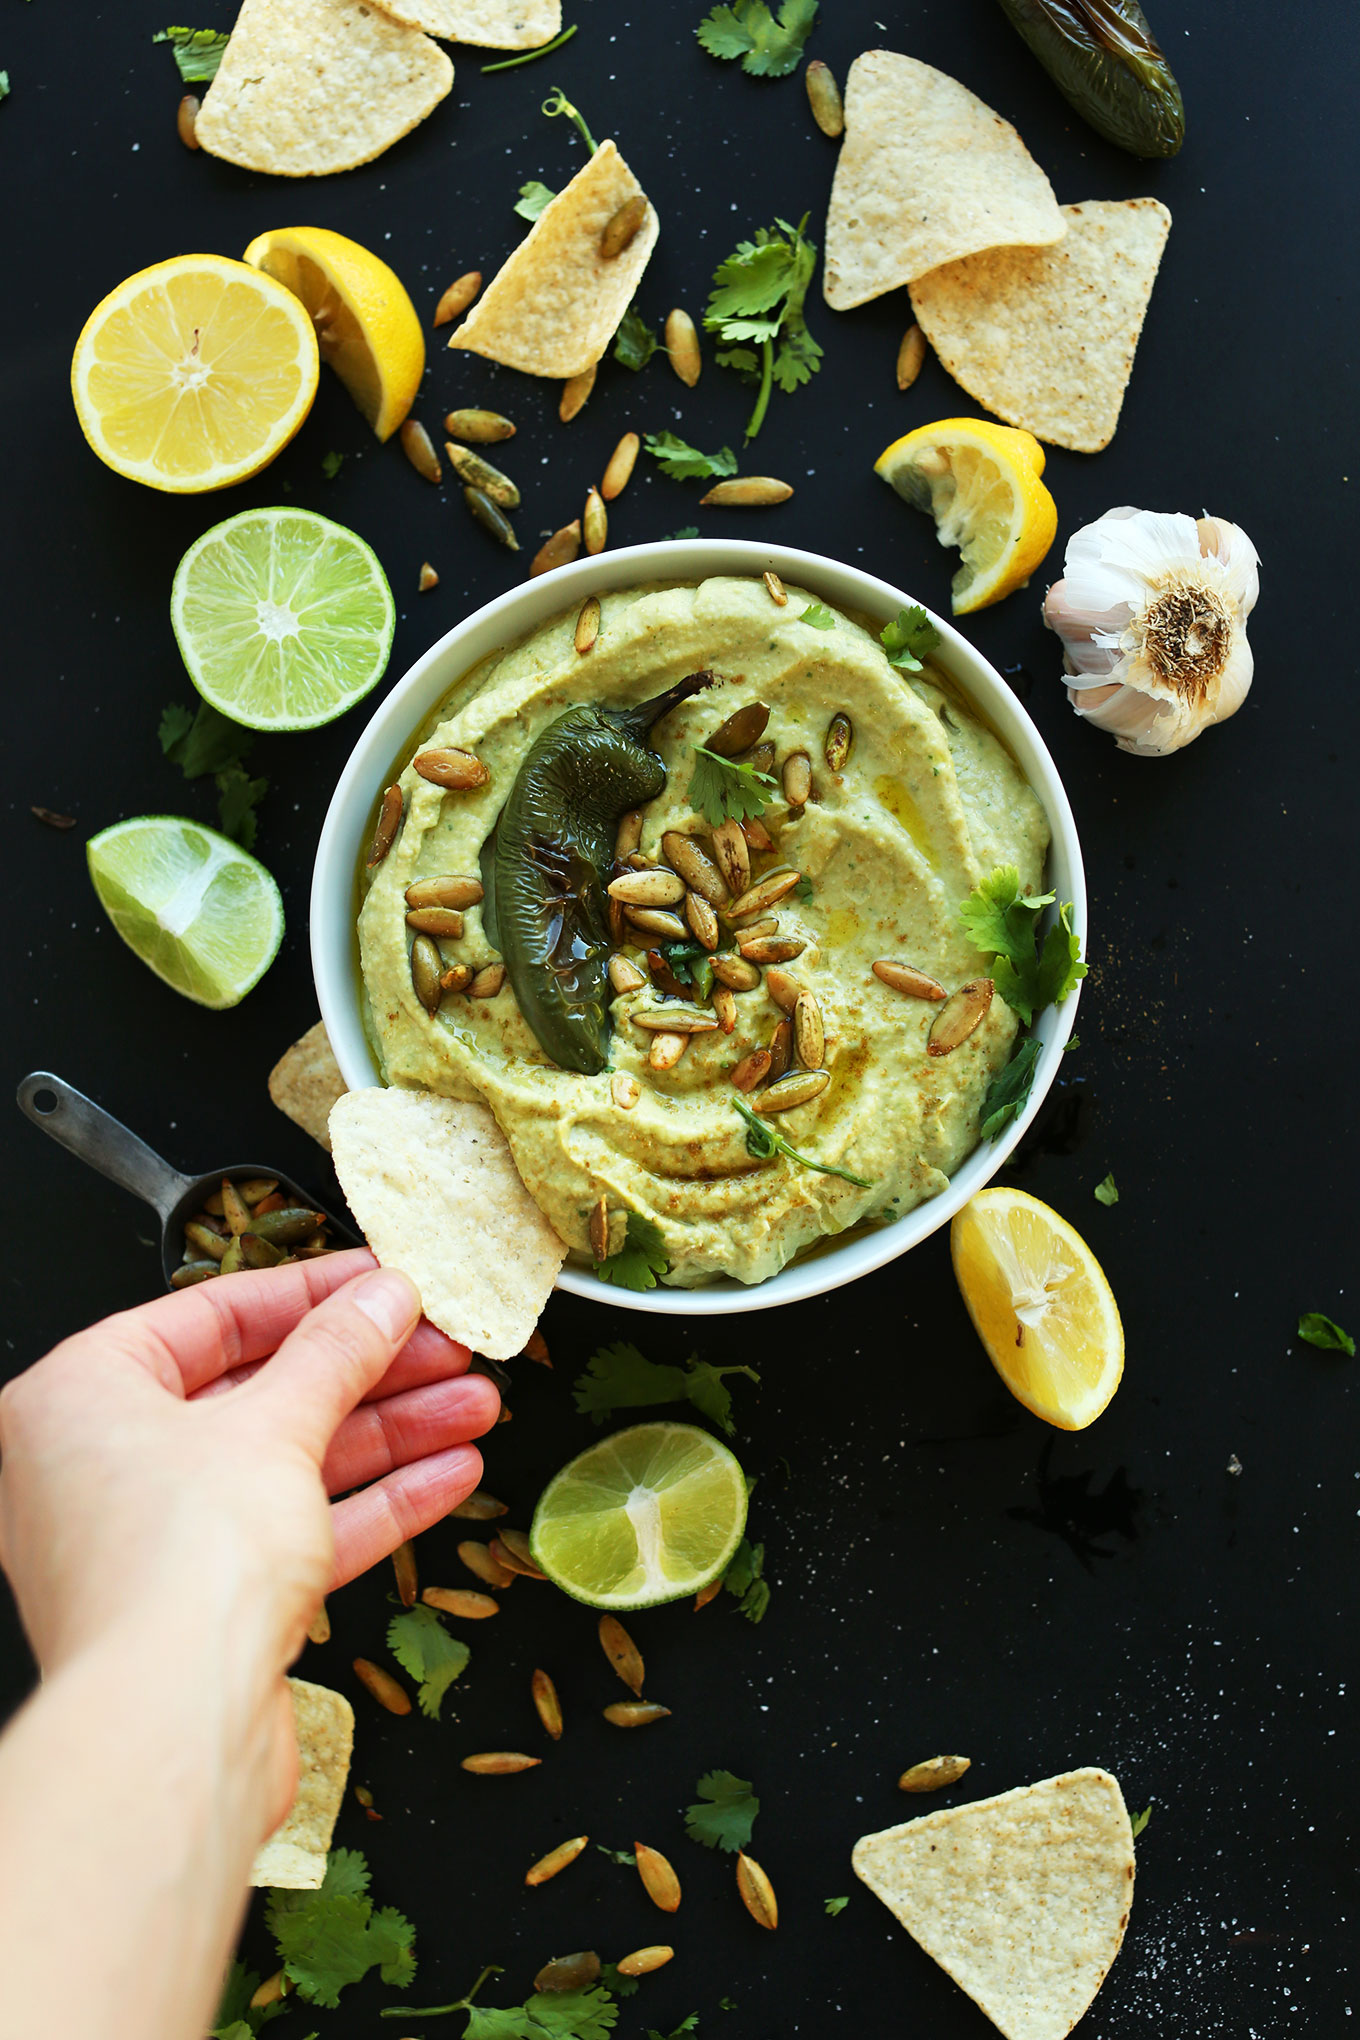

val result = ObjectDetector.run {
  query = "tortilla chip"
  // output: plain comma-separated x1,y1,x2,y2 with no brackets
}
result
328,1087,568,1359
369,0,559,47
823,51,1065,311
269,1021,347,1152
909,199,1172,453
250,1678,354,1890
448,139,658,378
195,0,453,178
853,1768,1135,2040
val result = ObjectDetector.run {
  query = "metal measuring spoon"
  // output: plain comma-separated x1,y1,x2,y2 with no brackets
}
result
16,1071,358,1289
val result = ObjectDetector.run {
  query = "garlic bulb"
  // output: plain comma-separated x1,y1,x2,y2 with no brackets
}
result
1043,507,1259,757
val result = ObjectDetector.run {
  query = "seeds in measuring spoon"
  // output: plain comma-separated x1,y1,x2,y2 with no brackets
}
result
185,1221,229,1263
434,271,481,326
406,906,464,939
608,954,647,995
767,1016,793,1083
712,953,761,992
399,418,442,484
406,874,484,911
824,712,853,772
600,193,650,259
525,1835,588,1886
664,307,702,386
927,979,994,1056
600,431,640,501
685,892,720,949
731,1049,773,1093
635,1842,681,1912
414,746,490,791
710,818,751,896
469,963,505,998
662,830,728,905
627,906,687,940
794,991,824,1069
782,750,812,808
759,1068,829,1113
444,405,514,442
575,596,601,655
531,520,582,576
700,477,794,507
728,867,804,919
873,958,947,1000
583,486,608,555
445,443,519,509
706,701,770,758
559,363,596,422
608,868,686,907
171,1262,217,1287
367,784,403,867
740,935,806,965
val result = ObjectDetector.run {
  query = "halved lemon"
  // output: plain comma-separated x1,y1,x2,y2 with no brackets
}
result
874,418,1058,614
951,1187,1124,1430
71,254,319,492
243,226,424,442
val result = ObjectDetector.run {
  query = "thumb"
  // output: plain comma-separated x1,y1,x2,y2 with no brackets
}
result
244,1268,423,1463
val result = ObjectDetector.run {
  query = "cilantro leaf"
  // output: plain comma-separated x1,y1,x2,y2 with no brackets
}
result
159,700,254,778
722,1536,770,1621
153,25,231,82
0,72,9,102
668,526,700,541
387,1605,470,1719
696,0,818,78
614,304,659,372
158,703,195,756
825,1896,849,1915
465,2013,539,2040
526,1990,617,2039
685,1770,759,1853
595,1844,636,1864
659,939,708,985
1094,1173,1119,1206
215,764,268,851
978,1037,1041,1142
1298,1312,1355,1356
793,875,814,902
1130,1806,1152,1839
733,1096,873,1189
573,1342,758,1434
514,179,556,221
643,432,738,481
321,449,344,480
799,602,836,629
598,1965,639,2000
959,866,1084,1027
704,216,821,437
880,605,941,674
688,744,777,826
593,1210,669,1291
648,2022,700,2040
267,1854,416,2010
212,1962,269,2036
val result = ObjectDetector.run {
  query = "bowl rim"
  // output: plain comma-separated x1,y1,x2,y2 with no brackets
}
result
311,537,1084,1316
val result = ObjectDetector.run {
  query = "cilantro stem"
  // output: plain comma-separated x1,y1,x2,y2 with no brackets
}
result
746,334,775,440
541,85,597,153
379,1963,502,2019
482,23,577,69
732,1098,873,1189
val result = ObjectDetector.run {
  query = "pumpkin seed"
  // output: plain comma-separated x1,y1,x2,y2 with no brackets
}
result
414,746,490,791
616,1945,674,1977
896,323,927,391
532,1667,564,1740
400,418,442,484
615,808,644,860
694,1577,723,1611
731,1049,773,1094
612,1070,642,1109
407,874,484,911
711,953,761,992
758,1068,828,1113
239,1232,284,1271
662,831,729,905
450,1491,509,1521
626,906,687,940
461,1751,541,1775
219,1238,244,1275
367,784,403,867
444,405,514,443
439,963,475,995
635,1842,681,1912
392,1539,419,1608
739,935,806,965
600,192,649,258
782,750,812,807
575,595,602,655
459,1539,516,1589
748,739,777,778
736,1851,778,1930
600,431,640,501
525,1835,589,1887
609,868,686,906
632,1008,720,1034
589,1193,610,1261
598,1613,645,1694
765,969,804,1014
728,867,803,920
422,1586,499,1620
464,485,520,550
445,443,519,509
221,1177,252,1235
171,1261,218,1287
249,1970,287,2010
824,712,853,772
710,818,751,896
177,93,200,149
583,485,608,555
712,986,738,1033
185,1220,229,1262
353,1658,411,1716
250,1207,327,1245
707,701,770,758
767,1016,793,1083
470,963,507,998
873,958,946,1000
793,991,824,1069
608,954,647,995
531,520,582,576
523,1328,550,1366
559,364,596,422
406,906,465,938
434,271,482,326
763,570,788,606
664,307,702,386
927,979,994,1056
742,816,774,852
491,1529,547,1579
699,477,793,507
684,892,720,949
307,1601,330,1644
603,1702,672,1727
410,935,443,1015
418,562,440,593
649,1030,688,1070
804,57,844,136
535,1951,601,1995
898,1754,972,1792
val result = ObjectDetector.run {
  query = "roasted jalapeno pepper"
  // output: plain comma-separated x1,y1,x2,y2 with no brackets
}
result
480,671,714,1074
995,0,1184,158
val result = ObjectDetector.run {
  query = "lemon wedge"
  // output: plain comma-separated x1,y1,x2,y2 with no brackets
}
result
244,226,424,442
874,418,1058,614
70,254,319,493
950,1187,1124,1430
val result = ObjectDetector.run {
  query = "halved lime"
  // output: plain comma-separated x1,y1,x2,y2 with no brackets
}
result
88,816,284,1009
170,506,395,732
529,1422,749,1611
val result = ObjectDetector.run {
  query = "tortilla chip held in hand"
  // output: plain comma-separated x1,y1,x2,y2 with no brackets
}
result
823,50,1065,311
328,1087,568,1359
853,1768,1135,2040
250,1679,353,1890
369,0,560,47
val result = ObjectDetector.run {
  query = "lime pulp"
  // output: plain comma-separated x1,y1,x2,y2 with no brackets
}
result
87,815,284,1009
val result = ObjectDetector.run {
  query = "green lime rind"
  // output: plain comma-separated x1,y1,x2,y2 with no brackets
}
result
87,814,284,1009
529,1420,749,1611
170,506,395,733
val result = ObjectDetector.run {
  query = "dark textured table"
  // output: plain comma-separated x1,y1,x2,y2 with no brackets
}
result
2,1,1356,2031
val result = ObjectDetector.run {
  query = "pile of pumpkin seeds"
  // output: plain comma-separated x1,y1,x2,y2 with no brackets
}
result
173,1176,335,1288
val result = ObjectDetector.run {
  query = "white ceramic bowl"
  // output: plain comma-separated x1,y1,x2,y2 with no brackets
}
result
312,539,1084,1316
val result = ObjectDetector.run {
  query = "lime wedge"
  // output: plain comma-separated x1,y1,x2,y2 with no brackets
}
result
88,816,284,1009
529,1422,749,1611
170,507,395,732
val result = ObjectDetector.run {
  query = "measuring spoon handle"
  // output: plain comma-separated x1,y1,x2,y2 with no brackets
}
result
16,1072,195,1223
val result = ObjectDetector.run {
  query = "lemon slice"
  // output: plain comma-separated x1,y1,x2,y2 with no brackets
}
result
71,254,319,493
87,816,284,1009
243,226,424,442
874,418,1058,614
529,1422,749,1611
950,1187,1124,1430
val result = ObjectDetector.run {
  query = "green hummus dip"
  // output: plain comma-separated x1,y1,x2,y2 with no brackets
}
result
358,577,1049,1287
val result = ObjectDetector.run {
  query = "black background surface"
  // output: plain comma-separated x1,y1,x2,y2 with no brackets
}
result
1,1,1357,2032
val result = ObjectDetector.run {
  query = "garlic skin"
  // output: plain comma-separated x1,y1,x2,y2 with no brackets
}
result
1043,507,1259,757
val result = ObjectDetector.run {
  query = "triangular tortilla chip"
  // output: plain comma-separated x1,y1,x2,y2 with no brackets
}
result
329,1088,567,1359
910,199,1171,453
853,1768,1135,2040
250,1679,353,1890
824,51,1065,311
369,0,559,47
449,138,658,378
269,1020,347,1152
196,0,453,178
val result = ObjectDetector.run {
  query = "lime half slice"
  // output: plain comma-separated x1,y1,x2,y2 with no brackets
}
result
170,506,395,732
530,1422,749,1611
88,816,284,1009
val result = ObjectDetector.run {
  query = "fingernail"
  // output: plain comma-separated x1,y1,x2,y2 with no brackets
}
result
352,1268,420,1341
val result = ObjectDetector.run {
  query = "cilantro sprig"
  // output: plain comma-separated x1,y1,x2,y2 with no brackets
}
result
573,1341,759,1434
959,867,1086,1140
722,1535,769,1621
212,1960,288,2036
733,1096,873,1189
382,1961,619,2036
159,702,268,851
881,604,941,674
643,432,738,481
825,1896,850,1916
685,1770,759,1852
1130,1806,1152,1840
696,0,818,77
266,1850,415,2010
688,744,777,826
1298,1311,1355,1355
1094,1173,1119,1207
514,179,556,221
592,1210,670,1291
387,1605,470,1720
153,25,230,82
799,602,836,630
541,85,597,153
705,215,822,438
614,304,660,371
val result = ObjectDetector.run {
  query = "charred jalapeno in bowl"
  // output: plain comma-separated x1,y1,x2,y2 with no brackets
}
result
480,671,714,1075
994,0,1184,158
